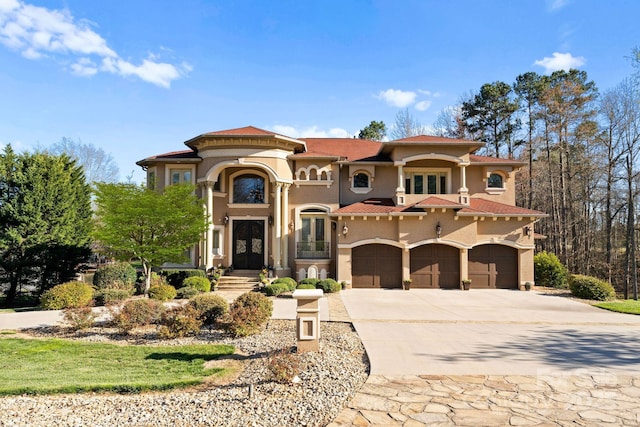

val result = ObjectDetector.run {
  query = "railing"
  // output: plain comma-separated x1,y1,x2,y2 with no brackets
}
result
296,241,330,259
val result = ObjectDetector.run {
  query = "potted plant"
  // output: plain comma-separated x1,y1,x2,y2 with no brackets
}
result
403,278,412,290
461,279,472,291
524,281,532,291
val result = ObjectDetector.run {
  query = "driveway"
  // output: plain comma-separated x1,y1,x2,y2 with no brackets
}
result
340,289,640,376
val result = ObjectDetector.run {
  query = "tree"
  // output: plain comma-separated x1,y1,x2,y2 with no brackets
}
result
0,147,92,305
432,105,467,139
358,120,387,141
49,137,120,183
390,108,427,140
462,81,521,158
92,183,209,293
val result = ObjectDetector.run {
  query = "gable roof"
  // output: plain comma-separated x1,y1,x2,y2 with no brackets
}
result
332,198,419,214
203,125,280,137
136,150,200,167
300,138,386,162
458,198,547,217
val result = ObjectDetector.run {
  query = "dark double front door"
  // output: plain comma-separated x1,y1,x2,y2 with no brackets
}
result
233,220,264,270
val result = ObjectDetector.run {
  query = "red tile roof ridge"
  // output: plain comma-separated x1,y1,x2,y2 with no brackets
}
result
203,125,279,136
390,135,478,144
415,196,465,207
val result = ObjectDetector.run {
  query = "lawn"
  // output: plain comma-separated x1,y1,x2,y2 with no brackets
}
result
593,299,640,315
0,337,235,395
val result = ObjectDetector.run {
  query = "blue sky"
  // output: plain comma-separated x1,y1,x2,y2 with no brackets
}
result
1,0,639,182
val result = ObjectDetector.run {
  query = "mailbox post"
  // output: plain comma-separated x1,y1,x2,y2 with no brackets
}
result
292,289,323,352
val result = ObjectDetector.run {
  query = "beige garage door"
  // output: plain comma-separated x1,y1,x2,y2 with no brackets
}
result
352,244,402,288
410,244,460,289
468,244,518,289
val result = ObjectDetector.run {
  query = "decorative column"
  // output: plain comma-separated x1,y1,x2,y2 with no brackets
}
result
200,185,207,269
458,164,469,205
273,182,282,269
205,181,214,270
282,183,290,269
395,163,406,206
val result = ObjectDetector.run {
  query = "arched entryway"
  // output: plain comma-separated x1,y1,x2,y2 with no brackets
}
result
352,244,402,288
468,244,518,289
410,244,460,289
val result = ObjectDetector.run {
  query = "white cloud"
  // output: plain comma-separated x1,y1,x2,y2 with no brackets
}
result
547,0,570,11
0,0,188,87
376,89,417,108
415,100,432,111
534,52,585,73
271,125,353,139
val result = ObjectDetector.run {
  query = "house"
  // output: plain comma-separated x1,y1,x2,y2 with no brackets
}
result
136,126,546,289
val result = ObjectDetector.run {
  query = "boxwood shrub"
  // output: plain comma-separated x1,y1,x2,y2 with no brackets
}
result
299,278,320,286
148,283,177,301
93,262,137,291
94,288,133,306
161,269,206,288
534,251,569,288
264,283,289,296
182,276,211,293
40,281,94,310
296,284,316,290
176,286,200,299
272,277,297,291
569,274,616,301
316,278,341,293
189,293,229,328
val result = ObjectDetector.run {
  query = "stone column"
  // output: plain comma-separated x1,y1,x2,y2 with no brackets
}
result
205,181,214,270
460,248,469,288
273,182,282,269
458,164,469,205
395,164,405,206
282,183,290,269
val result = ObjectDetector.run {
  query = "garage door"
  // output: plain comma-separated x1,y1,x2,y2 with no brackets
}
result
352,244,402,288
410,244,460,289
468,245,518,289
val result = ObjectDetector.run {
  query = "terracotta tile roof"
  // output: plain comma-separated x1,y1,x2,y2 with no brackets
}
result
333,198,416,214
469,154,525,165
301,138,386,162
415,196,466,208
458,198,547,217
203,126,278,136
391,135,478,144
136,150,200,166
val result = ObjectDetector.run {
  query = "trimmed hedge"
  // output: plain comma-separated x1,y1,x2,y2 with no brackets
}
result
316,278,341,293
176,286,200,299
183,276,211,293
161,269,206,288
40,281,94,310
272,277,297,291
264,283,289,296
189,293,229,328
534,251,568,288
296,284,316,290
93,262,137,291
148,283,177,301
299,278,320,286
569,275,616,301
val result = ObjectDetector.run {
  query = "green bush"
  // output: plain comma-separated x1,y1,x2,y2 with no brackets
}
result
148,283,177,301
569,275,616,301
316,278,341,293
40,281,94,310
161,269,206,288
534,251,569,288
176,286,200,299
296,284,316,290
62,306,97,331
272,277,297,291
94,289,133,306
183,276,211,293
110,298,164,333
93,262,137,291
264,283,289,296
299,278,320,286
158,305,203,339
189,293,229,328
224,292,273,337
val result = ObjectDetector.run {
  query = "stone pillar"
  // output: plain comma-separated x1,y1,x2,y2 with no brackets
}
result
282,183,290,269
293,289,323,352
205,181,214,269
458,164,469,204
460,248,469,287
395,164,405,206
200,185,207,269
273,182,282,269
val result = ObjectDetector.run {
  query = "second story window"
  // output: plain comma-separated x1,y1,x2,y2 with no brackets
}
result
354,172,369,188
405,171,448,195
233,174,265,204
170,169,192,185
488,173,504,188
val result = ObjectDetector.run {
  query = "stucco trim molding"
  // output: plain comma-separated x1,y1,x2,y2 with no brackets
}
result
200,159,293,184
406,239,471,250
338,238,405,250
472,239,535,250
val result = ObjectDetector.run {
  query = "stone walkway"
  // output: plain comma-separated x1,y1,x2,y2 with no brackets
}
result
326,293,640,427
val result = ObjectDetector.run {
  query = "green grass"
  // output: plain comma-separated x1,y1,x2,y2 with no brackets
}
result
593,299,640,315
0,338,234,395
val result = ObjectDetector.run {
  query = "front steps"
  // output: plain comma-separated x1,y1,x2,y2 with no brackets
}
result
215,270,261,291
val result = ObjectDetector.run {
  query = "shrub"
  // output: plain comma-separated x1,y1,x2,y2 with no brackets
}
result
264,283,289,297
316,278,341,293
224,292,273,337
183,276,211,293
534,251,569,289
272,277,297,291
296,284,316,290
161,269,206,288
62,306,97,331
189,293,229,328
40,281,94,310
93,262,137,291
94,289,133,306
569,275,616,301
148,283,177,301
266,348,300,384
110,298,164,333
176,286,200,299
158,305,203,339
299,278,320,286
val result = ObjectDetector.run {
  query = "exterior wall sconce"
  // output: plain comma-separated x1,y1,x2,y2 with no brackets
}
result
268,215,274,226
342,223,349,236
224,213,229,225
436,222,442,238
524,226,532,237
289,222,294,232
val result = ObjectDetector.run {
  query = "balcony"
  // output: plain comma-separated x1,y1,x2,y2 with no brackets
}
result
296,241,330,259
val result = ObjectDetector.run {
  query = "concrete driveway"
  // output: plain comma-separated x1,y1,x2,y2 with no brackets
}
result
340,289,640,376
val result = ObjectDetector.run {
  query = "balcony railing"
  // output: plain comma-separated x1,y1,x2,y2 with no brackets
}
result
296,241,330,259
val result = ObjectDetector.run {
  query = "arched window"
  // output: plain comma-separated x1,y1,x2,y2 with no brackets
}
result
353,172,370,188
233,174,265,204
488,173,504,189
